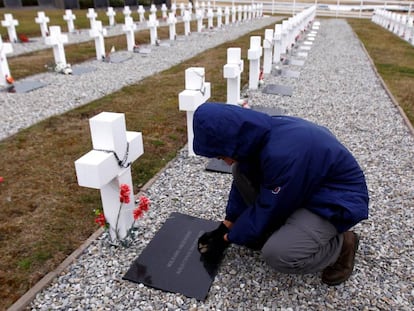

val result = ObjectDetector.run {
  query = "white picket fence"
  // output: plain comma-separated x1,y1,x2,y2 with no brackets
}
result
210,0,414,19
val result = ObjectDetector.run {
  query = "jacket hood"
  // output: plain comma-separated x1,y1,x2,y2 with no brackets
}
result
193,103,272,160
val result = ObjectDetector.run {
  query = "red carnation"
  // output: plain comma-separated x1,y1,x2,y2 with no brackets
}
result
119,184,131,204
94,212,106,227
138,196,150,212
133,207,143,220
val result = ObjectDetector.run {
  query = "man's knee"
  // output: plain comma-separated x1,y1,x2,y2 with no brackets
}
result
261,238,305,274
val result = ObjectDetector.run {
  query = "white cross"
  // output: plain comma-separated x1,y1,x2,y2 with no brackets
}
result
273,24,282,64
224,7,230,25
150,4,157,20
404,17,413,42
182,10,191,36
161,4,168,19
223,47,243,105
263,29,274,74
75,112,144,241
122,16,137,52
243,5,248,21
178,67,211,156
216,8,222,28
123,6,132,19
207,8,214,29
0,36,13,86
137,5,146,23
252,4,257,19
1,13,19,43
167,12,177,40
106,7,116,27
196,9,203,33
399,15,407,37
89,20,107,60
281,20,289,54
238,5,243,22
44,26,68,67
171,3,177,17
248,36,262,90
35,11,50,38
63,9,76,33
147,14,159,45
86,8,98,30
231,6,237,23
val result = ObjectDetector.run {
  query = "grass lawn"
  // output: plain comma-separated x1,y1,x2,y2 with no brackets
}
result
0,13,413,310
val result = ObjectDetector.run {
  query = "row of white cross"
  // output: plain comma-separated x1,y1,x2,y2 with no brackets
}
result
179,5,318,156
74,5,319,240
371,9,414,45
0,4,264,86
1,1,263,42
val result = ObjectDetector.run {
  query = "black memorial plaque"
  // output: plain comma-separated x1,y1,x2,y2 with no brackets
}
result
109,54,132,63
262,84,293,97
206,158,233,174
7,80,47,93
123,212,222,301
71,66,96,75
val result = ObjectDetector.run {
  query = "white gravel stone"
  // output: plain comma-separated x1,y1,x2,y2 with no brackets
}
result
4,17,411,311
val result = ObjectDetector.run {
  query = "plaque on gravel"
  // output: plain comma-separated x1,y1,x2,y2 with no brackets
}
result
109,54,132,63
71,66,96,75
262,84,293,96
123,212,222,301
206,158,232,174
290,59,305,66
7,80,47,93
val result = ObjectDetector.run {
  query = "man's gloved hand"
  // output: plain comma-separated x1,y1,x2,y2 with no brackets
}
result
198,223,230,262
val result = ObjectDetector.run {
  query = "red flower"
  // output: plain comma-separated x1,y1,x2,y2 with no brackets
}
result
119,184,131,204
138,196,150,212
0,176,4,183
94,212,106,227
133,207,143,220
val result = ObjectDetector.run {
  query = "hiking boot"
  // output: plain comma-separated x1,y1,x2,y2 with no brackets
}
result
321,231,359,286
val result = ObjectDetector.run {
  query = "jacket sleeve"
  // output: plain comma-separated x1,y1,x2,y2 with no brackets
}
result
225,181,250,222
227,159,318,246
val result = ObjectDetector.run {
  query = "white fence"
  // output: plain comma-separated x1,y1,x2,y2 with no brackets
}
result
211,0,414,19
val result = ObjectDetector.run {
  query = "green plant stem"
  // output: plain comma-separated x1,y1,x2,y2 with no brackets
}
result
114,203,122,242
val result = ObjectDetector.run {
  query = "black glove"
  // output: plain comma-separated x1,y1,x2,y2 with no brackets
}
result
198,223,230,262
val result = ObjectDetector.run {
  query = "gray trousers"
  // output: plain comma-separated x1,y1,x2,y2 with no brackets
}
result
232,163,343,274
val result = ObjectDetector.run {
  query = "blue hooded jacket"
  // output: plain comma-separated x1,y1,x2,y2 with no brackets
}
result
193,103,369,246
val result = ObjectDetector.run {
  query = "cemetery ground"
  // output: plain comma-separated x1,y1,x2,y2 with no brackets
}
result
0,18,261,309
0,13,413,310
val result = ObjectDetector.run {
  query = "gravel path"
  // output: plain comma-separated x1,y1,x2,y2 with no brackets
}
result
15,18,414,310
0,16,279,141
